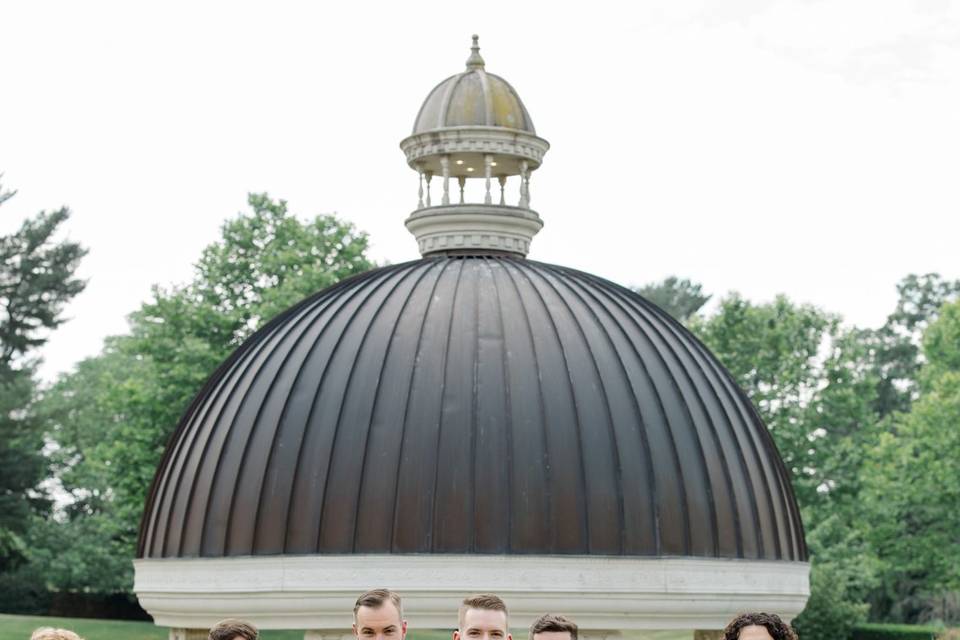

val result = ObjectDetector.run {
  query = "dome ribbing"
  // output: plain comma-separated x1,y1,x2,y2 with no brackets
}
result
138,257,806,562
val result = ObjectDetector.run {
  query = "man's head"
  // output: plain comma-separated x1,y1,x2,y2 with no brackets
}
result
528,614,577,640
30,629,83,640
353,588,407,640
455,594,511,640
208,619,259,640
723,613,797,640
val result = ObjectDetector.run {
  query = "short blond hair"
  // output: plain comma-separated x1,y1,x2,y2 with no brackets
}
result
354,588,404,620
30,628,84,640
458,593,509,629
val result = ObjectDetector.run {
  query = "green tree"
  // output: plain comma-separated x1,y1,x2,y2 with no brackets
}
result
35,193,373,593
634,276,711,321
869,274,960,418
0,181,86,573
862,301,960,624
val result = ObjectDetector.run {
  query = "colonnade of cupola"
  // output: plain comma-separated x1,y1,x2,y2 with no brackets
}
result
399,36,550,258
413,153,532,210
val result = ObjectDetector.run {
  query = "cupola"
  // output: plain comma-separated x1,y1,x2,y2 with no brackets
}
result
400,35,550,257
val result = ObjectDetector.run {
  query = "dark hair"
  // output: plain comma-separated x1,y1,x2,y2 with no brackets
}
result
529,614,578,640
459,593,509,628
723,612,797,640
209,619,259,640
354,588,404,620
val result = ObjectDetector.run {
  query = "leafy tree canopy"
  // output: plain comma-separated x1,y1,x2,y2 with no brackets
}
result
0,179,86,571
634,276,711,321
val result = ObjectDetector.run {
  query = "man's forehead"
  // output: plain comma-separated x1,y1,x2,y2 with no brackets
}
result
463,607,508,628
356,602,402,623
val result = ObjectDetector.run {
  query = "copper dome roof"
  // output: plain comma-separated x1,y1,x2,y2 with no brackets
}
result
138,257,806,561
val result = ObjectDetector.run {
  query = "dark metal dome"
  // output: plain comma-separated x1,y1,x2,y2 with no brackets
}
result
138,257,806,561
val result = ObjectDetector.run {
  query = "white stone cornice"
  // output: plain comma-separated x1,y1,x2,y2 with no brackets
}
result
400,127,550,172
134,554,810,631
404,204,543,256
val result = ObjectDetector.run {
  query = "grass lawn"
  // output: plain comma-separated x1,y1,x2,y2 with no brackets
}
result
0,615,692,640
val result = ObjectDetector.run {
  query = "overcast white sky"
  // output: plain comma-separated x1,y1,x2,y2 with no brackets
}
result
2,0,958,382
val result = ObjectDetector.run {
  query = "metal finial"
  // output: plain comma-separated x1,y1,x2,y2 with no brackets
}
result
466,34,485,70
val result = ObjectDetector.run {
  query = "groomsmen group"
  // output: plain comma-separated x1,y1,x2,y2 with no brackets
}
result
203,587,795,640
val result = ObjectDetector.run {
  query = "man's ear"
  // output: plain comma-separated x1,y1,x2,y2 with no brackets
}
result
401,621,408,639
352,623,359,638
453,630,462,640
506,634,513,640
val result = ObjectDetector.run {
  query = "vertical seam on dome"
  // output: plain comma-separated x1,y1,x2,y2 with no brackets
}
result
630,293,746,559
147,332,254,557
439,72,469,131
536,262,627,554
572,271,693,555
477,70,495,127
684,334,788,560
413,78,452,134
685,336,769,559
593,277,721,557
172,326,291,556
161,274,361,557
490,258,515,552
310,264,414,553
348,261,436,552
499,260,554,551
747,395,804,559
541,263,661,555
277,265,405,554
511,260,591,551
389,258,453,551
192,291,327,557
496,75,536,134
469,258,482,552
247,278,363,553
228,269,393,555
221,281,347,556
741,397,792,559
314,262,426,552
428,259,467,552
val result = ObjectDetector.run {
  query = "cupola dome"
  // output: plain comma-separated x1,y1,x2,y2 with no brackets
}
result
412,35,536,135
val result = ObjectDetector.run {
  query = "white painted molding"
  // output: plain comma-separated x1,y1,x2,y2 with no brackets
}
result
404,204,543,256
134,555,809,631
400,127,550,172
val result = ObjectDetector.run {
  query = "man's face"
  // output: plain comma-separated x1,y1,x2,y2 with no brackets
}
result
739,625,774,640
533,632,572,640
353,602,407,640
454,608,511,640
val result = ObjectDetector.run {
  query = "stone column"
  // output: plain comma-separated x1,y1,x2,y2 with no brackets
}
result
169,629,208,640
441,156,451,205
693,630,724,640
458,176,466,204
304,630,354,640
498,175,507,206
425,171,433,207
484,154,493,204
417,170,424,209
518,160,530,208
